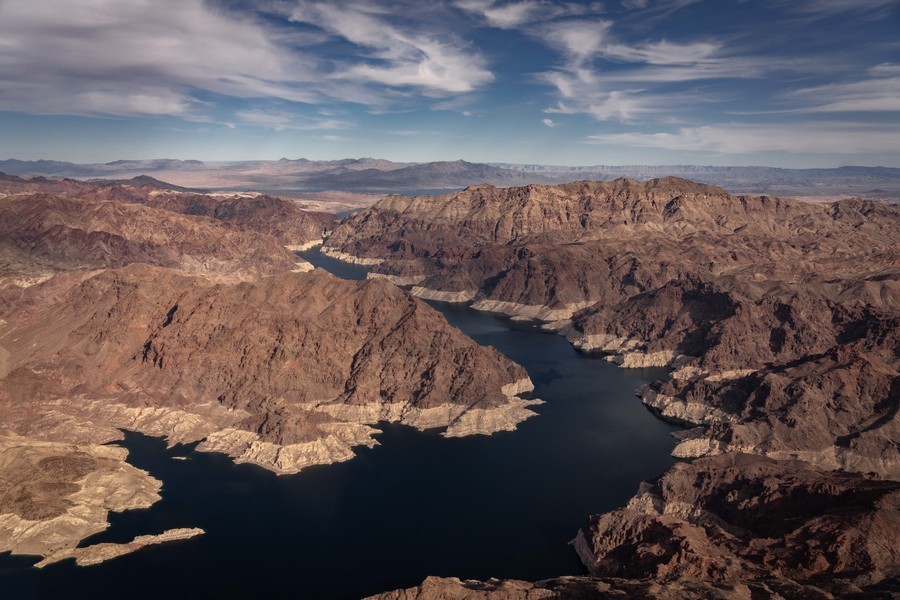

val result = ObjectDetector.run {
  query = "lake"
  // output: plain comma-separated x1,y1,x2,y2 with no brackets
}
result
0,249,679,600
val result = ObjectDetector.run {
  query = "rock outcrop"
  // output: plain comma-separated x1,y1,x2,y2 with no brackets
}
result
0,172,335,249
0,175,541,565
330,178,900,596
35,528,205,568
0,264,536,562
573,453,900,584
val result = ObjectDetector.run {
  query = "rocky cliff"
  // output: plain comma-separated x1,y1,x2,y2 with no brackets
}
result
1,264,535,471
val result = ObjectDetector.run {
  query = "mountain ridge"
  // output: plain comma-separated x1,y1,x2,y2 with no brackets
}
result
3,158,898,197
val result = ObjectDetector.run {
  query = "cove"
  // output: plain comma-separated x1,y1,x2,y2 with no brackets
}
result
0,249,680,600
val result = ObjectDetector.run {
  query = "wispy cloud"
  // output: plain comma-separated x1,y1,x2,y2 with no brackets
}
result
290,1,493,94
0,0,494,120
587,122,900,154
785,65,900,113
0,0,321,117
542,20,613,63
234,110,353,131
786,0,898,18
456,0,543,28
535,18,754,123
456,0,604,29
542,118,555,127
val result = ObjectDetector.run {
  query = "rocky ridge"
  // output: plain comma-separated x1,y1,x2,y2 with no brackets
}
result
573,453,899,583
1,264,535,473
0,192,309,289
0,173,334,256
323,178,900,477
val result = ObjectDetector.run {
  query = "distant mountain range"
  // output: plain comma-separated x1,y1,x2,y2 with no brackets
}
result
2,158,899,198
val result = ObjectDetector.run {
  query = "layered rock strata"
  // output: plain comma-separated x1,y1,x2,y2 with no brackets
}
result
0,193,308,288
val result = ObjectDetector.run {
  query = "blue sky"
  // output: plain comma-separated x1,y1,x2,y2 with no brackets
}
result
0,0,898,167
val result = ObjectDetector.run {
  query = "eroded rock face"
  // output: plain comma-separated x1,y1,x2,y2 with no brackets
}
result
569,278,900,476
331,178,900,596
573,453,900,583
114,191,334,249
0,263,536,563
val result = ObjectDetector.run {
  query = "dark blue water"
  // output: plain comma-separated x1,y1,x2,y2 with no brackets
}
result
0,249,679,600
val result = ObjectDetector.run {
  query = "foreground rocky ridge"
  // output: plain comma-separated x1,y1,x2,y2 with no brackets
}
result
573,453,899,582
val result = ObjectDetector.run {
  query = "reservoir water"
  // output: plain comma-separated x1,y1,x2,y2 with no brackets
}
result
0,250,680,600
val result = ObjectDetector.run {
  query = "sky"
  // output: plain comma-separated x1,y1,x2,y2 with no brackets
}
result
0,0,898,167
